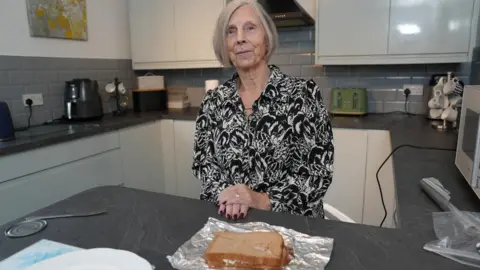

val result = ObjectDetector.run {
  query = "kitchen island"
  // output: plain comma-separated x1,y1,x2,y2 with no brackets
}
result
0,111,479,269
0,184,475,270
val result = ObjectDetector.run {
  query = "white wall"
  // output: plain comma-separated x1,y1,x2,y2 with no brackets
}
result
0,0,131,59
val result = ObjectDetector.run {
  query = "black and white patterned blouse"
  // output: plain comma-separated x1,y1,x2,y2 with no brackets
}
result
192,65,334,218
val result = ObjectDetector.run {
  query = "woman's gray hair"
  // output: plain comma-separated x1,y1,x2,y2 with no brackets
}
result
213,0,278,67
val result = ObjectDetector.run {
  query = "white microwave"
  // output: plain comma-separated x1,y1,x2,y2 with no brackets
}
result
456,85,480,198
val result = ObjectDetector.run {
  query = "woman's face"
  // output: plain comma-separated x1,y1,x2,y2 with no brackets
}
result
226,5,267,70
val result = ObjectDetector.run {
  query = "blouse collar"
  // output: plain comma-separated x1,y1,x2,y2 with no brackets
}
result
226,65,288,101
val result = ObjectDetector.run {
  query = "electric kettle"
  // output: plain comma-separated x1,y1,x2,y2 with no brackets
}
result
0,101,15,141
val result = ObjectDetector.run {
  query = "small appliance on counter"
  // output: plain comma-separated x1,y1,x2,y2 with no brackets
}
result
329,88,368,115
132,88,168,112
0,101,15,141
455,85,480,199
64,78,103,120
133,74,168,112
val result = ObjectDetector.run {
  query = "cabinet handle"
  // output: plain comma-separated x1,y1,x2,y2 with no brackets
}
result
353,93,358,109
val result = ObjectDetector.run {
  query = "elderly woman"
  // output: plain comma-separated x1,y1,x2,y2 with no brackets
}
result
192,0,334,220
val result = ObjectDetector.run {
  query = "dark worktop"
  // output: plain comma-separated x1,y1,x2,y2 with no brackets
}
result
1,108,479,269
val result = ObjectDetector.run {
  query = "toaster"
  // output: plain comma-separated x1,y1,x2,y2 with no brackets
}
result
329,88,368,115
0,101,15,141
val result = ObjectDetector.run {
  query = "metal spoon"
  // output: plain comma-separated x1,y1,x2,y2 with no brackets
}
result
5,210,107,238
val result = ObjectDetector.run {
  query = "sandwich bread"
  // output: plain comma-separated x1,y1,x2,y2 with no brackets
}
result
205,231,290,269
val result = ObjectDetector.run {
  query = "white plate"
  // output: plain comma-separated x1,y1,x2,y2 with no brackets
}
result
24,248,152,270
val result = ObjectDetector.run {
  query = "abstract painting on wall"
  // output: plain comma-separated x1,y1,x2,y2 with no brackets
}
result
26,0,88,41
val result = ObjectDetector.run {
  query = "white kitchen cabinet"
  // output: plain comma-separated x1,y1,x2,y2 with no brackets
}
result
0,147,123,226
315,0,480,65
324,129,368,223
0,132,120,184
159,119,177,196
173,120,201,199
128,0,224,70
363,130,397,228
388,0,474,55
316,0,390,56
174,0,224,62
128,0,176,64
119,122,164,193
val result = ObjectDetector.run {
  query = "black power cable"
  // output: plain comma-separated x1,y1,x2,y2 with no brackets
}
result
14,99,33,132
377,144,456,227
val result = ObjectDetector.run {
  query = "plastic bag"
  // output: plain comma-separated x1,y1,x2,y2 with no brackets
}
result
424,210,480,268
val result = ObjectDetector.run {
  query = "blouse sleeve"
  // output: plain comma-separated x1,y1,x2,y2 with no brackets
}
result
192,92,230,203
266,79,334,217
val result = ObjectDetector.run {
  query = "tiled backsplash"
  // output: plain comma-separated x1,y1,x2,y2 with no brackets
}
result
139,26,471,114
0,26,473,127
0,56,135,128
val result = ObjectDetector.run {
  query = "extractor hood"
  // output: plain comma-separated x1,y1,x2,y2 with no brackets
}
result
258,0,315,28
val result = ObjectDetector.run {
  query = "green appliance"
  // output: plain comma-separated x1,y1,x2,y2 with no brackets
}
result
329,88,368,115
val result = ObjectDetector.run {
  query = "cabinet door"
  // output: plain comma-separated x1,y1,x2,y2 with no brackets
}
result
173,120,202,199
0,150,122,226
119,122,164,193
388,0,474,55
174,0,224,61
316,0,390,56
129,0,176,63
323,129,368,223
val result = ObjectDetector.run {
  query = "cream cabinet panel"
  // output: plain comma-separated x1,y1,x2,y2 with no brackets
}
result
388,0,474,55
173,120,201,199
159,120,177,196
316,0,389,56
324,128,368,223
128,0,176,64
119,122,164,193
174,0,224,62
129,0,224,69
363,130,397,228
0,149,122,226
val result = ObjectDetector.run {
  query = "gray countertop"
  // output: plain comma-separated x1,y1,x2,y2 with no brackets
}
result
1,109,480,269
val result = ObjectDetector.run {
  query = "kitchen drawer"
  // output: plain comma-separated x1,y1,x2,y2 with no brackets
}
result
0,132,120,184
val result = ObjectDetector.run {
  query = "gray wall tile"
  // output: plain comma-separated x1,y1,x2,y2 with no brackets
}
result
57,71,78,82
290,54,313,65
9,71,36,85
277,65,301,77
0,71,9,85
1,26,473,122
34,71,57,83
25,84,49,95
368,89,397,101
368,101,383,113
0,56,23,70
0,56,133,127
313,77,329,88
0,85,23,100
301,65,323,78
270,54,290,65
276,42,298,54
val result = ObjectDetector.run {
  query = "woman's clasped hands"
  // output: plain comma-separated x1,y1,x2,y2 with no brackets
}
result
217,184,271,220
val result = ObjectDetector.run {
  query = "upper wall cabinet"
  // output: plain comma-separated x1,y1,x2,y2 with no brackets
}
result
315,0,480,65
388,0,474,55
316,0,390,57
129,0,225,70
129,0,176,65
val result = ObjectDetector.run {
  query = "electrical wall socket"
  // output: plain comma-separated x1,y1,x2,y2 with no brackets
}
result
403,84,424,96
22,94,44,106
